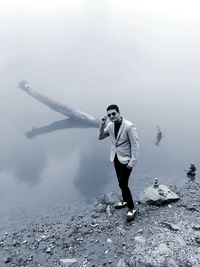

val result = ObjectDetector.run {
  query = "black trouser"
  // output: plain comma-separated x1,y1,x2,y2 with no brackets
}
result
114,154,134,209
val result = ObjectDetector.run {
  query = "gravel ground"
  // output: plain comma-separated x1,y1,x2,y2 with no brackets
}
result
1,178,200,267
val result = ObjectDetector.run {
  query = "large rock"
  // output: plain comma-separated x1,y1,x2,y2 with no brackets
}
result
139,180,180,205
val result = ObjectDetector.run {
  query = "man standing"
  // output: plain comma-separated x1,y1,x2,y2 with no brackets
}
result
98,104,139,221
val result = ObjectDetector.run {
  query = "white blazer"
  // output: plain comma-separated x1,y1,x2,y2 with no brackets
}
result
99,118,139,167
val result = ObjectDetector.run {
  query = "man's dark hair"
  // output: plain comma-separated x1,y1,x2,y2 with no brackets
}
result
107,104,120,113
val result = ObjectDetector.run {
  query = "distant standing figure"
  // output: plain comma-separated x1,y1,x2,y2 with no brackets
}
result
154,125,163,146
98,104,139,221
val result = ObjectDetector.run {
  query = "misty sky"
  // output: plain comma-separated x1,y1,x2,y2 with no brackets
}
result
0,0,199,228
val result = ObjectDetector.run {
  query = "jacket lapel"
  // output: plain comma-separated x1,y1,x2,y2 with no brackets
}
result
116,118,125,142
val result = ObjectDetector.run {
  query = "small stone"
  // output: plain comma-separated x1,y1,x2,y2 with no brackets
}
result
89,223,99,228
195,237,200,244
12,240,20,246
105,249,109,254
107,238,112,243
4,257,12,263
167,259,179,267
4,232,8,239
193,224,200,231
157,243,170,255
83,260,89,267
46,247,52,253
188,206,199,212
161,222,180,231
77,237,83,241
135,236,146,244
91,213,99,218
175,236,186,246
69,247,75,254
27,255,33,261
106,205,112,217
136,229,144,234
97,203,106,213
117,258,126,267
59,258,78,267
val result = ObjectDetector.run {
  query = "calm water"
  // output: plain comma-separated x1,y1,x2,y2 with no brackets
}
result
0,0,200,231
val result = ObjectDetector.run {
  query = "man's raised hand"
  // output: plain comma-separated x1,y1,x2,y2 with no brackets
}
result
100,115,107,125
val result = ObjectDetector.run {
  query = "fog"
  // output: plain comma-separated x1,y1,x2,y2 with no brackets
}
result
0,0,200,229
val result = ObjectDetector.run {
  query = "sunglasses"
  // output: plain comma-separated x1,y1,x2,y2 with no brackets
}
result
107,112,117,117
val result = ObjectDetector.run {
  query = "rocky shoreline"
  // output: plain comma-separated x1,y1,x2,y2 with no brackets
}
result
1,179,200,267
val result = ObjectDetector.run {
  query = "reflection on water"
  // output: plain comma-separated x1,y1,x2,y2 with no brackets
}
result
74,146,112,199
18,81,99,139
0,112,199,232
0,86,199,232
0,82,200,231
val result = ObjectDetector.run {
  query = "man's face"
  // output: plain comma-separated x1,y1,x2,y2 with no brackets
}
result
107,109,121,123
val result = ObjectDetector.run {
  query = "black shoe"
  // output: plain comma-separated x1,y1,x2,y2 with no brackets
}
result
126,209,137,221
114,201,127,209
